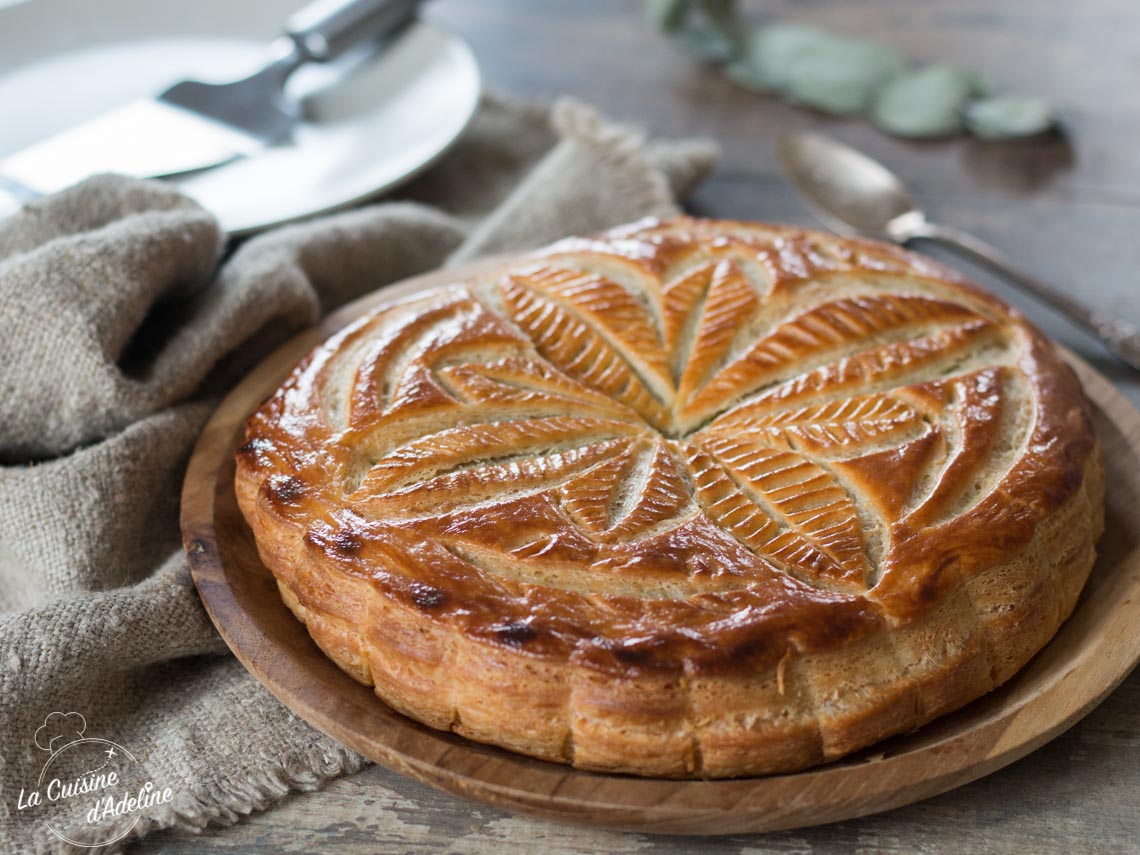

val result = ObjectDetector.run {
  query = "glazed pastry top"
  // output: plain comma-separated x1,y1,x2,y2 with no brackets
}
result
237,217,1097,677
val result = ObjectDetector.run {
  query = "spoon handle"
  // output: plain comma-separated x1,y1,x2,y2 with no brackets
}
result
900,219,1140,373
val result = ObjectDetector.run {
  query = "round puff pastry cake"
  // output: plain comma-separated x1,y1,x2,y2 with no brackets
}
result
235,217,1103,778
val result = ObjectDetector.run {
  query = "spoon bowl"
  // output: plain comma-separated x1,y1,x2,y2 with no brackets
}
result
777,133,921,241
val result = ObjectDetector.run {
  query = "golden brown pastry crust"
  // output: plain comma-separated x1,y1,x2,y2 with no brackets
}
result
235,217,1104,778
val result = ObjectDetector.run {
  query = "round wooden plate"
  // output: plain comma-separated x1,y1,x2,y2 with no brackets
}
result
182,258,1140,835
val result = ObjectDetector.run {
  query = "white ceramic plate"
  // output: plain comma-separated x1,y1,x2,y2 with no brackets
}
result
0,0,481,234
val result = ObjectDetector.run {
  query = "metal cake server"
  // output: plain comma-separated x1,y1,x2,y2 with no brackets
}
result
778,131,1140,372
0,0,420,198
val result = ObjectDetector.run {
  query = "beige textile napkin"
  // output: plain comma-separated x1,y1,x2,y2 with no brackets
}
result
0,93,716,853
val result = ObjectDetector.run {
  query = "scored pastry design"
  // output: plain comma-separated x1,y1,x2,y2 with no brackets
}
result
236,218,1103,778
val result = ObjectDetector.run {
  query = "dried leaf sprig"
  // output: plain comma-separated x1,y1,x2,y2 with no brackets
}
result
646,0,1056,141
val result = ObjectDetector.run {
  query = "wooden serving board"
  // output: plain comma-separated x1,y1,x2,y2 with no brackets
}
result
182,259,1140,835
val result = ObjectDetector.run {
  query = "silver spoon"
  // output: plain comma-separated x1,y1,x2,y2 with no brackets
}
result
778,131,1140,372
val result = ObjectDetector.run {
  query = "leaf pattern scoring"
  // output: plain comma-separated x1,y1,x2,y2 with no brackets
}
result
323,223,1021,596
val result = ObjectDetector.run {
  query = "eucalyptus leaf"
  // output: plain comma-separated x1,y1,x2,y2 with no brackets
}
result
676,19,739,63
647,3,1055,143
962,68,990,98
784,34,906,116
736,23,830,93
723,58,772,91
646,0,691,32
871,65,977,138
964,95,1055,140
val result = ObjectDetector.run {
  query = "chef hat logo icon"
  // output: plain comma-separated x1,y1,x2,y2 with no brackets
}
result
34,711,87,754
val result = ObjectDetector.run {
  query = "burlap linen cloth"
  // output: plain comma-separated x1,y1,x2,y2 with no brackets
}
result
0,94,717,853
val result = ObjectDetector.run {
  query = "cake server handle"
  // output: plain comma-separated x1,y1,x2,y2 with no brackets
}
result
286,0,421,62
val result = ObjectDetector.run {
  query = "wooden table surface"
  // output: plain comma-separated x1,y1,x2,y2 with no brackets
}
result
148,1,1140,851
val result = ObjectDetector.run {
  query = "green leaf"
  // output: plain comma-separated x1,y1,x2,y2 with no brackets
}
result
783,34,907,115
646,0,690,32
676,19,739,63
962,69,990,98
871,65,977,138
964,95,1056,140
723,58,772,91
658,9,1056,142
735,23,831,93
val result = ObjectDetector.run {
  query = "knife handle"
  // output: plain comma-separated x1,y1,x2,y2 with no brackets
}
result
287,0,421,63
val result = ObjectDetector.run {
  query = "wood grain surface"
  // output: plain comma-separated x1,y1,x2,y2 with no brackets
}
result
157,0,1140,851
